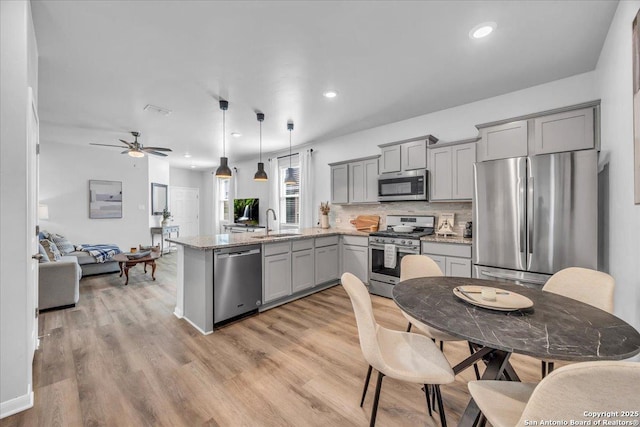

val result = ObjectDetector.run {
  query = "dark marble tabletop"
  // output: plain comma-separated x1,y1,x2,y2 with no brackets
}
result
393,277,640,361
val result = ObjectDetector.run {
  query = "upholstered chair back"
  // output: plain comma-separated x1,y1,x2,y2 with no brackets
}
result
543,267,614,313
400,255,444,282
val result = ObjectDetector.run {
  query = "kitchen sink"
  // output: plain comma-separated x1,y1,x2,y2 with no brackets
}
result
251,233,302,239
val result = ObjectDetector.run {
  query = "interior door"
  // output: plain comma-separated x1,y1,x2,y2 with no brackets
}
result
170,186,199,237
27,87,39,357
473,157,527,271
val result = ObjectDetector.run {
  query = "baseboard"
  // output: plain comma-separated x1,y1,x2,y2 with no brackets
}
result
0,385,33,419
173,306,183,318
181,316,212,336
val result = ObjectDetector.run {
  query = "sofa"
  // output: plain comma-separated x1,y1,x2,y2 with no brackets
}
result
39,255,82,311
67,250,120,276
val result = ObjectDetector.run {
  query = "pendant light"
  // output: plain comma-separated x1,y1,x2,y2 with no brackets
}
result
215,99,232,179
254,113,268,181
284,121,296,185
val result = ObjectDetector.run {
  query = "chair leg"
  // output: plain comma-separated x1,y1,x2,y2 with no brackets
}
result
541,361,547,378
477,414,487,427
434,385,447,427
440,341,444,351
468,342,481,380
548,362,555,374
423,384,432,416
406,322,412,332
369,372,384,427
360,365,373,407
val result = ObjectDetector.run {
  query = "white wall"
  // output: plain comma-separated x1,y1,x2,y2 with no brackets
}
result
595,0,640,335
233,71,599,229
39,142,152,250
1,0,37,417
170,167,203,190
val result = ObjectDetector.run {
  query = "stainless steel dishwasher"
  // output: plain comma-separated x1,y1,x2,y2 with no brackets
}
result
213,244,262,327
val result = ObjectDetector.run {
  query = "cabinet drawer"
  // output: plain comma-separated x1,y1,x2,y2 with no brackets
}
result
263,242,291,256
421,242,471,258
315,235,339,247
342,235,368,247
292,238,314,252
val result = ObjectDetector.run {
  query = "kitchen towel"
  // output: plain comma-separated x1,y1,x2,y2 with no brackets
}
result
384,244,397,269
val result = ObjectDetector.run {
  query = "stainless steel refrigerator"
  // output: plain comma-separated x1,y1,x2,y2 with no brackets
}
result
473,150,598,287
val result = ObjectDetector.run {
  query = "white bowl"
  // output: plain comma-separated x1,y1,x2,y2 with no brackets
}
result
392,225,415,233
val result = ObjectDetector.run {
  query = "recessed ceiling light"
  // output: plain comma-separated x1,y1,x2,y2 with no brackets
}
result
184,153,192,158
469,22,496,39
190,165,196,169
231,132,242,137
323,90,338,98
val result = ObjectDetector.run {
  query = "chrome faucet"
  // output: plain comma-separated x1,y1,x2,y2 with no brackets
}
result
265,208,277,235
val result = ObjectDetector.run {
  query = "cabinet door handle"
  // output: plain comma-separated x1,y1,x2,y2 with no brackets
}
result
32,253,43,260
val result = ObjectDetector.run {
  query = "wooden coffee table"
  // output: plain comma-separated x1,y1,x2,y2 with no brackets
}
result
112,251,161,286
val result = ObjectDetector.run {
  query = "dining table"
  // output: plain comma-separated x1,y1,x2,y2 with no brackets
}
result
393,277,640,427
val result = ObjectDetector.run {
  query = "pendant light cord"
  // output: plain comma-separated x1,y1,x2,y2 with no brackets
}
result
222,109,226,157
289,129,292,168
259,120,262,162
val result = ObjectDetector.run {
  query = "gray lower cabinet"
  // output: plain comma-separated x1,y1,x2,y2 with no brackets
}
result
263,242,292,303
292,248,315,293
421,242,472,278
315,239,339,285
341,235,368,283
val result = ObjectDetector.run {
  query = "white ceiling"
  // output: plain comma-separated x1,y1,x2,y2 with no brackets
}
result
32,0,617,170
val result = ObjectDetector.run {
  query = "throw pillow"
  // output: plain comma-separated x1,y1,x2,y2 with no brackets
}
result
38,243,50,263
40,239,61,261
50,233,75,255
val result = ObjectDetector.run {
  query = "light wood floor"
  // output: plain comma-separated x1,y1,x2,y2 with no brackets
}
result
3,254,544,427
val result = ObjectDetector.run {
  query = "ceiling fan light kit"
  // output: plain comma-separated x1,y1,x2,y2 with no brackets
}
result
284,121,296,185
215,99,233,179
89,130,173,158
254,112,268,182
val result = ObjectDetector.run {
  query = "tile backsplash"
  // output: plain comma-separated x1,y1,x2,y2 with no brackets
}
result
330,201,472,233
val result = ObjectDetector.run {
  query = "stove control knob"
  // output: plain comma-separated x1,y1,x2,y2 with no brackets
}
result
401,240,406,245
390,239,396,244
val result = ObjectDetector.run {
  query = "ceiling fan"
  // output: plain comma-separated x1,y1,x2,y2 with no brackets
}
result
90,131,172,157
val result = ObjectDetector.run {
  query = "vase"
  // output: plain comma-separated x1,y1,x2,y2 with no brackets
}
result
161,218,169,227
320,214,329,229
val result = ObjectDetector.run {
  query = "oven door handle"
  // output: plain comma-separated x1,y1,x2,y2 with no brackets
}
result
369,243,419,254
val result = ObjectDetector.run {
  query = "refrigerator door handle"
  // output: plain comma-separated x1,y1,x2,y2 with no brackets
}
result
519,177,526,254
480,270,547,286
528,176,534,255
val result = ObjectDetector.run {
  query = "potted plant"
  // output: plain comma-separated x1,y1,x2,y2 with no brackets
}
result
319,202,330,229
161,208,171,227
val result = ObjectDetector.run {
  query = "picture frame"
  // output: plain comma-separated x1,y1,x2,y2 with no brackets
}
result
633,10,640,204
89,180,122,219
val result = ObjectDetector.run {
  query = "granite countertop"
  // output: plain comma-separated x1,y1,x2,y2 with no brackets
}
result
420,234,473,245
166,227,370,250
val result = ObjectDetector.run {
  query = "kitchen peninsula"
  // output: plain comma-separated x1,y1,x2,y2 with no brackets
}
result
167,228,369,334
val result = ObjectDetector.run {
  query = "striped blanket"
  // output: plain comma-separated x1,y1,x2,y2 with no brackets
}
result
77,244,122,263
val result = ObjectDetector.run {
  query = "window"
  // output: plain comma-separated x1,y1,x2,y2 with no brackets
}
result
279,155,300,226
218,178,230,225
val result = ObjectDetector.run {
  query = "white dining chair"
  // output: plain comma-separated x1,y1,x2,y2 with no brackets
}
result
540,267,615,376
468,361,639,427
341,272,455,427
400,254,481,380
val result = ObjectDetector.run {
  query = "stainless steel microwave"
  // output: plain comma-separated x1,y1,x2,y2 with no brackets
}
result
378,169,428,201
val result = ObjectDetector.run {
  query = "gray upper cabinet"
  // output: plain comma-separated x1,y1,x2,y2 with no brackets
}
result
331,156,379,205
330,164,348,204
532,107,594,155
349,158,379,203
478,120,528,162
401,140,428,171
428,141,476,201
379,145,401,173
379,135,437,174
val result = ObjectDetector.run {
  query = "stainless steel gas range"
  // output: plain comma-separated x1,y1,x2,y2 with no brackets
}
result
368,215,435,298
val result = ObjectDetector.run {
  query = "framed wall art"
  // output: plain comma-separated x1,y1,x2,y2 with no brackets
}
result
633,9,640,204
89,180,122,219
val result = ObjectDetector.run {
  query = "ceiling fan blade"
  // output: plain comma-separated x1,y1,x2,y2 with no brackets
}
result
121,150,131,154
142,147,172,152
90,143,128,148
119,139,134,148
146,150,168,157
